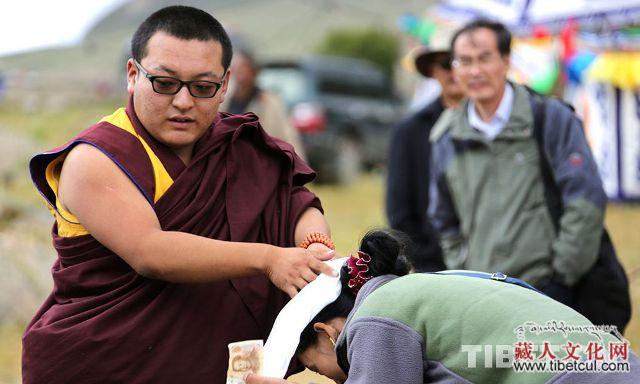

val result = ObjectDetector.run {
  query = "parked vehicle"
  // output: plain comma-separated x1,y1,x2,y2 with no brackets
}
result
257,55,403,184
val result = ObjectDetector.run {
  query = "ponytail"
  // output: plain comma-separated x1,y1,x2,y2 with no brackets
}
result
357,229,412,278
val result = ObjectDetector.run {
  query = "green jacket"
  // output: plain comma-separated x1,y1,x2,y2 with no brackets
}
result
335,274,633,383
428,83,606,286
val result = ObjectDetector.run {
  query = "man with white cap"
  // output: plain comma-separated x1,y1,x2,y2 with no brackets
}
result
385,34,464,272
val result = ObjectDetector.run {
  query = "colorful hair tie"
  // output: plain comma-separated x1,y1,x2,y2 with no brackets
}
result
346,250,373,295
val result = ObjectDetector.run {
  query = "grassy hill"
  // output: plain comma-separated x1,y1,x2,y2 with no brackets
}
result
0,0,432,77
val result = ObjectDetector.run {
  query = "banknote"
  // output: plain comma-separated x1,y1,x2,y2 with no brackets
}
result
226,339,264,384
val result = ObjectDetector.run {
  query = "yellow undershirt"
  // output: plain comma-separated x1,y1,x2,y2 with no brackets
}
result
45,108,174,237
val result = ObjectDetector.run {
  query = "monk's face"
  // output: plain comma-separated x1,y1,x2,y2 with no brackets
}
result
127,31,229,157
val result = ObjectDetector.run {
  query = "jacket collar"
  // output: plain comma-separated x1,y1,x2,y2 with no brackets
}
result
451,82,534,142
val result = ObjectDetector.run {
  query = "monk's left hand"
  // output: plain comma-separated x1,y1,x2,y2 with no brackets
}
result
306,242,336,257
245,374,290,383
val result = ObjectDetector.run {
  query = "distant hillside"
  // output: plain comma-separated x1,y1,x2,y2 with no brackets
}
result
0,0,432,77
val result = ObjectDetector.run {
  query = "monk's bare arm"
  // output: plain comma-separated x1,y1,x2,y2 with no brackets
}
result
57,144,335,295
294,207,331,246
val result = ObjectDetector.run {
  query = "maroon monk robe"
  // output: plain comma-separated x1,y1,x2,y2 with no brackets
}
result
24,99,321,384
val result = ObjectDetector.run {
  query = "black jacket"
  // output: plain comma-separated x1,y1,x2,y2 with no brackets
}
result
385,98,445,272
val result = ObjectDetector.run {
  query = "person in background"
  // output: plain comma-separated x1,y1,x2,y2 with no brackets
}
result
386,37,464,272
223,47,306,159
429,19,629,331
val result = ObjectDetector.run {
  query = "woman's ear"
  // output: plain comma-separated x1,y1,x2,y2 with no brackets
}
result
312,322,339,342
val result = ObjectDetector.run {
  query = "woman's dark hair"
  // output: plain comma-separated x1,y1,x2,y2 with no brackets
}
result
131,6,233,71
296,229,412,353
450,18,512,57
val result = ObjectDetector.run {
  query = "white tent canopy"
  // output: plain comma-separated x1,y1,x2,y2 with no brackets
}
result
438,0,640,31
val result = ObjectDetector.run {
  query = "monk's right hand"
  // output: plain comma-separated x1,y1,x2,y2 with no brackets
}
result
265,246,337,298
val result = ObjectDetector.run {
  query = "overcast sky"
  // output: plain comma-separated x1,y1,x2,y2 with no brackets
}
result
0,0,129,57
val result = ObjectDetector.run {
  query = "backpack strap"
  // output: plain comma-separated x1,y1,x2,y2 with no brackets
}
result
430,271,542,293
530,93,563,230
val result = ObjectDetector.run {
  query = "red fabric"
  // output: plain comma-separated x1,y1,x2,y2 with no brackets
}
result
24,101,321,383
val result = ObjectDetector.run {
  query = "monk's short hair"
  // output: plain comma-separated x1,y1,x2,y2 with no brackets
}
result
131,5,233,71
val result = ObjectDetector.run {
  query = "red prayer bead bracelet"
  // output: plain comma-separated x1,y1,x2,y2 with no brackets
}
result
298,232,335,250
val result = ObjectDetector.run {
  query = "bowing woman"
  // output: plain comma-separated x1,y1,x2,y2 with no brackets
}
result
248,229,640,384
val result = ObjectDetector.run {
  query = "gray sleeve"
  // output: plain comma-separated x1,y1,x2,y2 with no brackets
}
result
345,316,424,384
542,100,607,286
428,136,465,268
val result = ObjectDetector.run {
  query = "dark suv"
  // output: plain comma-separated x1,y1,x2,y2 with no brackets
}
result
257,55,402,183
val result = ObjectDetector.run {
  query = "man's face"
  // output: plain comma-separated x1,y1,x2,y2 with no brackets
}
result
452,27,509,105
126,31,229,153
429,53,464,102
230,52,257,91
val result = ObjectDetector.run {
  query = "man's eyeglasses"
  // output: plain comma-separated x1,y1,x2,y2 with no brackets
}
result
451,52,500,70
134,60,225,98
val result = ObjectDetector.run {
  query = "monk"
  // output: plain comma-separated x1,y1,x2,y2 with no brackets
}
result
23,6,336,384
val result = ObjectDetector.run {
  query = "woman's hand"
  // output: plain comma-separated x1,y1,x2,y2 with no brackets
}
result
245,374,291,383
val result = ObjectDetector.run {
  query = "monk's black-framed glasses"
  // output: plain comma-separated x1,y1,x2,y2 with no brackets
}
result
134,59,225,98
